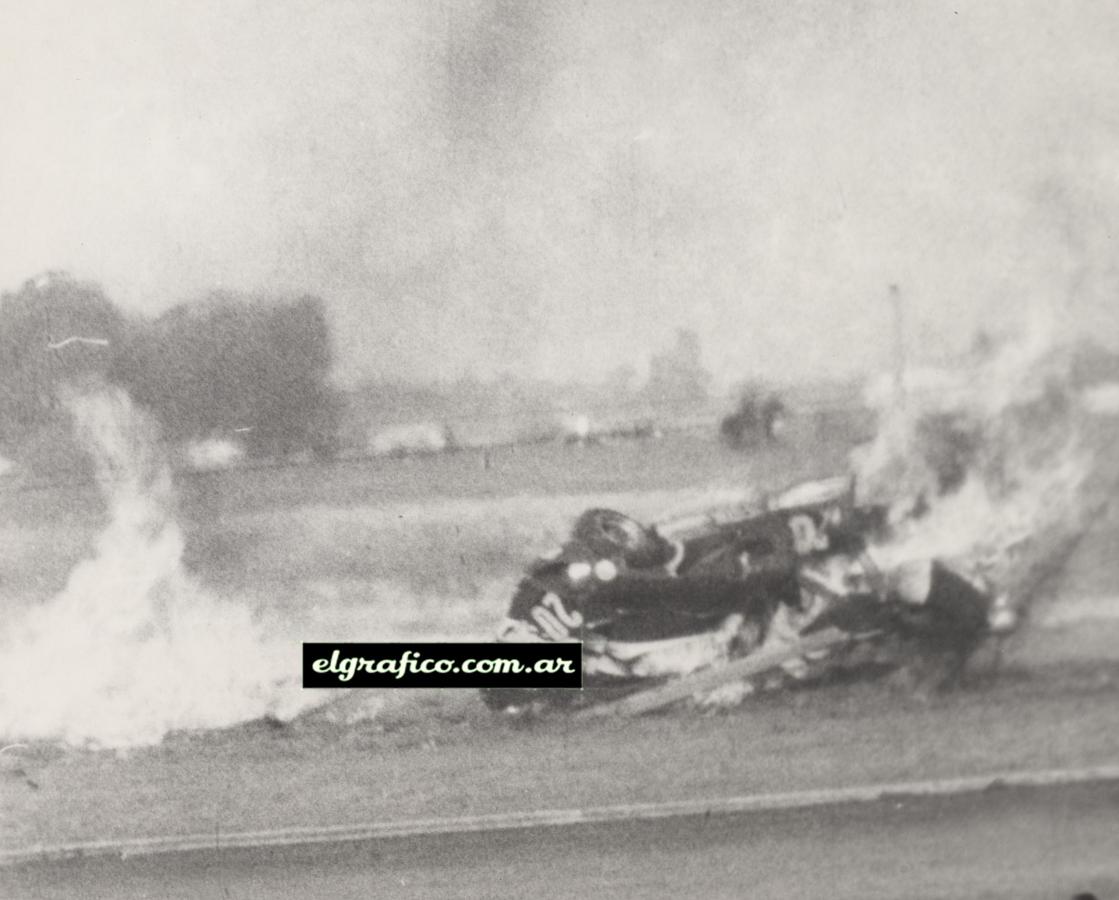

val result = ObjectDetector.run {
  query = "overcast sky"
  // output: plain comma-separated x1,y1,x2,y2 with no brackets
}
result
2,0,1117,387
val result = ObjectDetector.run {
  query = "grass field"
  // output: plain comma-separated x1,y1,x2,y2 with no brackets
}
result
0,419,861,608
1,404,1117,854
0,413,871,753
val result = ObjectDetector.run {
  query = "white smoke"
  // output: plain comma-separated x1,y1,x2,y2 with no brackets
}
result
0,385,327,748
853,327,1095,597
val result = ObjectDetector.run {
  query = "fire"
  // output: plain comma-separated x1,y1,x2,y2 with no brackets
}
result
0,385,323,748
853,333,1095,598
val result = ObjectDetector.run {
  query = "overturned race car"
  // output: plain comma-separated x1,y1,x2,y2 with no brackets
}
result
481,476,1018,717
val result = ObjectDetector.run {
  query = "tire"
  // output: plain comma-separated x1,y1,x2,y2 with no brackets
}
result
572,508,667,568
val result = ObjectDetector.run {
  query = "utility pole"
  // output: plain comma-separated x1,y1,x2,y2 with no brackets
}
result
889,283,906,408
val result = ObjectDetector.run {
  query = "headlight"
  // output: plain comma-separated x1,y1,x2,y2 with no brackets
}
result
593,559,618,582
566,561,593,583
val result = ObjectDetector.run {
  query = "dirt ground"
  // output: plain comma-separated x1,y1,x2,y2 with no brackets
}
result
3,655,1119,853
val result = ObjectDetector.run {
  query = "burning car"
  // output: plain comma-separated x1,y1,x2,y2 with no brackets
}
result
481,475,1014,716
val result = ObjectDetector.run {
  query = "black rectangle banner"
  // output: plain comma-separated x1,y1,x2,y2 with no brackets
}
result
302,642,582,689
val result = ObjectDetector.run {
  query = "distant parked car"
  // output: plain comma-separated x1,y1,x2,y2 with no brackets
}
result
369,422,455,458
558,413,593,445
184,437,246,471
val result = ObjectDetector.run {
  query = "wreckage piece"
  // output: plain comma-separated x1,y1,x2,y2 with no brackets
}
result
573,627,850,719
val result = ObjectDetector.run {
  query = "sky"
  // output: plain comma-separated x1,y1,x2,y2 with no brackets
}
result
2,0,1118,388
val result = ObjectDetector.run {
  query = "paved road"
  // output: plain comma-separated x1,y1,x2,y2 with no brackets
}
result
3,782,1116,900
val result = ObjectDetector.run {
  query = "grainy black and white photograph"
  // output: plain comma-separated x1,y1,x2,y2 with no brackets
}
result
1,1,1118,897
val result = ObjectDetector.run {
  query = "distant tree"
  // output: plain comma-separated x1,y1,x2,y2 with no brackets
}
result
255,295,341,458
643,329,711,404
112,292,341,459
0,272,126,439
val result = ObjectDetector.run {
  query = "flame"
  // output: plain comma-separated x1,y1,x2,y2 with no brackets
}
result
0,385,326,748
853,332,1095,596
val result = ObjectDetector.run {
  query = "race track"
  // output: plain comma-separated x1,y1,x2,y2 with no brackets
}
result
3,781,1116,900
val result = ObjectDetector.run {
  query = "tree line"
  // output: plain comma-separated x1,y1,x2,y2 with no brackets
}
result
0,272,341,473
